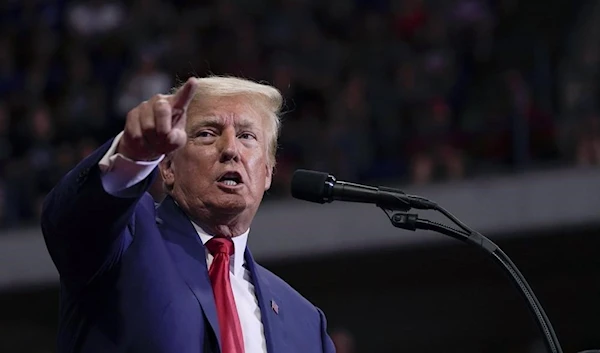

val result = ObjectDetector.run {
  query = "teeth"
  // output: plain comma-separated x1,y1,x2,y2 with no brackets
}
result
222,180,238,186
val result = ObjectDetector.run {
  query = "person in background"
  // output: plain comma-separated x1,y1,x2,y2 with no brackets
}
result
331,328,356,353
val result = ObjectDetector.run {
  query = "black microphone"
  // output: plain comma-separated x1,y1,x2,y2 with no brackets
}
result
290,169,436,211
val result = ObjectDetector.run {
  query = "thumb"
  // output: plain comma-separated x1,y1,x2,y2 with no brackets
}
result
166,126,187,147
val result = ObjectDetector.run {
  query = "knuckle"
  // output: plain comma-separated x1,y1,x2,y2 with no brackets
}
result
139,116,154,130
141,123,154,132
154,98,170,111
151,94,166,102
140,100,151,111
126,108,139,122
139,110,154,126
155,128,169,137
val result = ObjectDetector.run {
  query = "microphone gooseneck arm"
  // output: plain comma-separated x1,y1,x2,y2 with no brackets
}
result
387,205,563,353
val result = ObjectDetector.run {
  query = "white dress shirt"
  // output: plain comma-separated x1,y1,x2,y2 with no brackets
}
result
98,133,268,353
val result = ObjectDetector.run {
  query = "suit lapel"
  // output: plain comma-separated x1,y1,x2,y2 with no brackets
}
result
157,197,221,350
245,249,287,353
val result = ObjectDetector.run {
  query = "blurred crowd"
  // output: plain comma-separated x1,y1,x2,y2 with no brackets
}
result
0,0,599,228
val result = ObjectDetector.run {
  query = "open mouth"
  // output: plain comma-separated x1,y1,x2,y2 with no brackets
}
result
217,171,243,187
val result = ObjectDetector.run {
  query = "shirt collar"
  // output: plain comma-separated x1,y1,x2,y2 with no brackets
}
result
191,222,248,277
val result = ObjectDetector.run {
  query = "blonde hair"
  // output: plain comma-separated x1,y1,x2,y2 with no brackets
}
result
176,75,283,166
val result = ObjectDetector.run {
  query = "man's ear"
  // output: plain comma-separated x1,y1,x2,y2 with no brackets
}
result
264,164,273,191
159,154,175,191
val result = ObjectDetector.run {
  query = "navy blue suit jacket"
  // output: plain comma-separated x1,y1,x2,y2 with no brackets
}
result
41,140,336,353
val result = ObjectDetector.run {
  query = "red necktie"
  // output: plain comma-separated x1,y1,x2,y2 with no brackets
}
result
206,237,245,353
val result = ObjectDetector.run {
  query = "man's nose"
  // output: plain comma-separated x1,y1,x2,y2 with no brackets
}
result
219,129,240,163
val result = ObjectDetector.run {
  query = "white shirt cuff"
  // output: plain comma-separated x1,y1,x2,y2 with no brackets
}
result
99,131,165,196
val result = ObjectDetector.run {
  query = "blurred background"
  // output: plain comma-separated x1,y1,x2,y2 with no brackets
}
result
1,0,600,352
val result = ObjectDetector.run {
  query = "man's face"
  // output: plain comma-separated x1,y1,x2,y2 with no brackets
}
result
162,95,273,227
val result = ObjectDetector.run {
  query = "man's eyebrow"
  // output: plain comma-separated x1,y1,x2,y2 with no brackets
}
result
189,116,259,130
235,118,258,130
190,116,222,129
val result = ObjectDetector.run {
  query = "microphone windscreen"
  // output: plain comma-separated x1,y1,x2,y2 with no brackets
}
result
290,169,330,203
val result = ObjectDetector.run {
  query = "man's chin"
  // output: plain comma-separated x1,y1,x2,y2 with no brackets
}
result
209,196,248,215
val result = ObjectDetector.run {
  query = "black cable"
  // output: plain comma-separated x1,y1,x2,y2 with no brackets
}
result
433,204,475,235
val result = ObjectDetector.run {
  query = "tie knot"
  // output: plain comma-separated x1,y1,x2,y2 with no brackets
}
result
206,237,234,256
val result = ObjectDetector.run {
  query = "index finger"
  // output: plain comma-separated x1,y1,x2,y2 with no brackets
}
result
170,77,199,121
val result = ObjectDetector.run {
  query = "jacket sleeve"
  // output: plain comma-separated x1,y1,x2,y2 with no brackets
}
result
41,138,158,284
318,307,336,353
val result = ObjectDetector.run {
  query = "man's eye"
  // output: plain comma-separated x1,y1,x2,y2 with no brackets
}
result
239,133,255,140
197,131,216,138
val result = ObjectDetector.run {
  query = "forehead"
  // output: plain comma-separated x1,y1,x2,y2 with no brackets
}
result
187,95,266,129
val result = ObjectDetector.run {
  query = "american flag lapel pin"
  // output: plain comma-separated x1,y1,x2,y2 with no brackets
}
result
271,299,279,315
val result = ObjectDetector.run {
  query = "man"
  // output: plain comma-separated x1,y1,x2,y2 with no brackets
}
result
41,76,336,353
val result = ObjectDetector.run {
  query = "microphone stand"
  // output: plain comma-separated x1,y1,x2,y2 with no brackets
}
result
386,205,564,353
